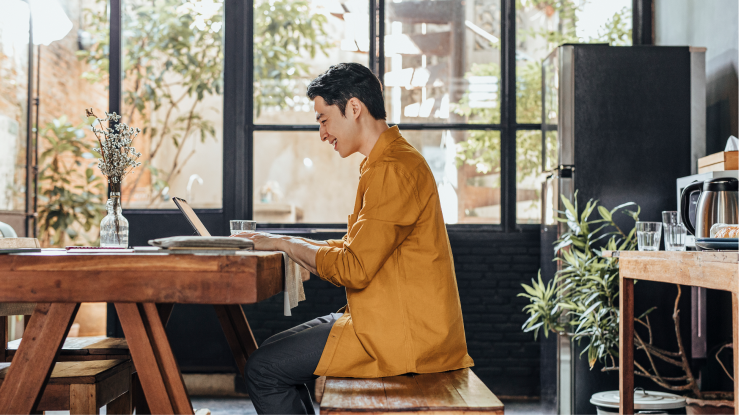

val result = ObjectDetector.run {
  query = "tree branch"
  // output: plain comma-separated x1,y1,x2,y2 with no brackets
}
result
716,342,734,382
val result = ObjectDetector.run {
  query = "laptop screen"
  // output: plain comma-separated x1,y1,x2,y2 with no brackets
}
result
172,197,211,236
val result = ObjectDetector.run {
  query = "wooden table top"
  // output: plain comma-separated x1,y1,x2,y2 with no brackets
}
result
0,250,287,304
604,250,738,293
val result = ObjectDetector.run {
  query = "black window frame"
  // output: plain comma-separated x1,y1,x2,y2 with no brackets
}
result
109,0,652,235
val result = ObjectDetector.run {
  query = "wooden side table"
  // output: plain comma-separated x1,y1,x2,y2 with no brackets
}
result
611,251,738,414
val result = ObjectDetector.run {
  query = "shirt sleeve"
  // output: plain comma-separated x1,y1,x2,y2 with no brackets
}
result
315,163,421,289
326,239,345,248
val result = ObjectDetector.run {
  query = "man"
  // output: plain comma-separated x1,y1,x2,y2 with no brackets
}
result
236,63,473,414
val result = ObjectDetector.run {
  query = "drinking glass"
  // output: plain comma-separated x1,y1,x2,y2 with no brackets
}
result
636,222,662,251
662,211,687,251
230,220,257,235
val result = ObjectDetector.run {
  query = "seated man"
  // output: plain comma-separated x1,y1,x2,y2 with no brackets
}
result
236,63,474,414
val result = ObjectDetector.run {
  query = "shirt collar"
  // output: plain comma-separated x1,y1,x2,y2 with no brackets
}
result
359,126,402,175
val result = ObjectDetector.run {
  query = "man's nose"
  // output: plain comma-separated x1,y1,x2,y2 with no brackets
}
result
320,125,328,141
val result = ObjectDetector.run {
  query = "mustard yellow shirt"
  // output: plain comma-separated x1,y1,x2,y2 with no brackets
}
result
314,126,474,378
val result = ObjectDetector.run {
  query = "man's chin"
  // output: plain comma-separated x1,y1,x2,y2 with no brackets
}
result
338,149,356,159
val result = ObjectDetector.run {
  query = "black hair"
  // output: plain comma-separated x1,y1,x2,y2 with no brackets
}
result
307,63,387,120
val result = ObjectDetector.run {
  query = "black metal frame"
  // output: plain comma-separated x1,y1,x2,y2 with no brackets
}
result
107,0,585,234
632,0,654,46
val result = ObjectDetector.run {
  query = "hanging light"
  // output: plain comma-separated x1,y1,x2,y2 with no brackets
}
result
28,0,73,46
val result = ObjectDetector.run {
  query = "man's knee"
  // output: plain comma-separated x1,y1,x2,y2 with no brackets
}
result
245,348,270,386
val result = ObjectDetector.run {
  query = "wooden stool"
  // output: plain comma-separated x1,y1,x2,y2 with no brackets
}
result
320,368,505,414
0,359,132,414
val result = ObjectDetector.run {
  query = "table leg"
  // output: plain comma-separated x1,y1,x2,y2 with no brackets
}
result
619,277,634,415
157,304,175,326
0,303,79,414
214,305,258,377
733,293,738,413
116,303,192,415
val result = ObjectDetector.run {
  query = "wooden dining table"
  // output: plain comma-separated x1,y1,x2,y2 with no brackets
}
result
0,249,300,414
613,250,738,414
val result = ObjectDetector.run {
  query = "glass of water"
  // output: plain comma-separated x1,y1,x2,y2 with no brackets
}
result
636,221,662,251
230,220,257,235
662,211,687,251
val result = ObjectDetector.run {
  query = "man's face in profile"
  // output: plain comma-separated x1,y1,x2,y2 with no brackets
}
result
314,96,361,158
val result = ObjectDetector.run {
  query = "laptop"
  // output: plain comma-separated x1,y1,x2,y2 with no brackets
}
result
172,197,211,236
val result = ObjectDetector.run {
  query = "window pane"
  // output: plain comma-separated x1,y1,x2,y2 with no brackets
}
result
406,130,500,224
255,129,500,224
516,129,548,224
19,0,110,245
0,1,30,214
254,131,364,223
384,0,501,125
121,0,224,209
253,0,369,125
516,0,632,123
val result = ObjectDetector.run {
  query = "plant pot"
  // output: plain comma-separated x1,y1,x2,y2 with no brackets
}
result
591,390,686,414
685,392,734,415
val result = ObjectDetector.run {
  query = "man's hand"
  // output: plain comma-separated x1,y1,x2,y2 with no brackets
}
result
231,231,287,251
231,231,323,275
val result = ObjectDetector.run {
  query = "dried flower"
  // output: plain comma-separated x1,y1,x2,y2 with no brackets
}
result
86,108,142,185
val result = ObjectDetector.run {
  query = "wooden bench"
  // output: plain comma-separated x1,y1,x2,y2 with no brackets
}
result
0,359,132,414
6,336,130,362
320,368,504,414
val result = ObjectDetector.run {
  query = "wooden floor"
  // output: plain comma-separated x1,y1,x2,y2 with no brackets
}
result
0,399,542,415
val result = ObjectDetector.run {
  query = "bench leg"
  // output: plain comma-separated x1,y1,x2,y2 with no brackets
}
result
106,390,132,415
0,303,79,414
70,384,99,415
214,305,258,377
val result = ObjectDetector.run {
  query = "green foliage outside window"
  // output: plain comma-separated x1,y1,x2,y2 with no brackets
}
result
37,117,105,247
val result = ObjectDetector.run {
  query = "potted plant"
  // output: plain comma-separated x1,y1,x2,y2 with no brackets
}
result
519,193,734,413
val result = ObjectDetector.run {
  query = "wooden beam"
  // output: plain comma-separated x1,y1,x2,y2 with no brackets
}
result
214,305,258,377
0,303,79,414
139,303,192,414
115,303,175,415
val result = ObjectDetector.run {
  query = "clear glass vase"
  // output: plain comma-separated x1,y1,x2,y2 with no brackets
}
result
100,190,129,248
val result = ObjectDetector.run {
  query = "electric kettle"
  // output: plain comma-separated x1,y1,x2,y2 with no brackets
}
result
680,177,738,238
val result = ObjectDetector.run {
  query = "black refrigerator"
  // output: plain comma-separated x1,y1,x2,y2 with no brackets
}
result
539,45,705,414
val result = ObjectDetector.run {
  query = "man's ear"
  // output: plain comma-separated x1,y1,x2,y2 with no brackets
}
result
346,97,362,120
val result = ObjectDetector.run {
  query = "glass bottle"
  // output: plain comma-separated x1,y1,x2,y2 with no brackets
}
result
100,190,129,248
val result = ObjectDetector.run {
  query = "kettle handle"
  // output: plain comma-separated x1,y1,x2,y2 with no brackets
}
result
680,181,703,236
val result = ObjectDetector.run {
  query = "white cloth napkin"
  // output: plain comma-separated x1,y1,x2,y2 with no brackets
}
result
725,135,738,151
282,253,306,316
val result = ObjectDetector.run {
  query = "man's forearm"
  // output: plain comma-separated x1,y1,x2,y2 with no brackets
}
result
291,236,329,248
277,237,323,275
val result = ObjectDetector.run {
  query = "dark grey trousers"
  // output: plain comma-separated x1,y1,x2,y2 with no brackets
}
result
244,313,342,414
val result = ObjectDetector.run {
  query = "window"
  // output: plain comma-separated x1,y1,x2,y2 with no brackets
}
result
253,0,369,125
92,0,635,233
254,131,363,223
383,0,501,125
1,0,110,244
120,0,225,209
